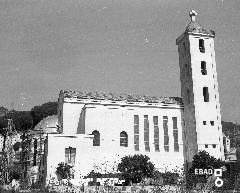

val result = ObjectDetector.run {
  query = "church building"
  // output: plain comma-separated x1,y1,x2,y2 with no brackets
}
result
32,10,224,186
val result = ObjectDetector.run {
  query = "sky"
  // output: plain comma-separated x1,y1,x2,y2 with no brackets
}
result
0,0,239,123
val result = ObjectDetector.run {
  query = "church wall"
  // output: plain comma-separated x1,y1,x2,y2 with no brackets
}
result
46,134,94,185
45,102,185,186
62,102,85,134
83,103,184,171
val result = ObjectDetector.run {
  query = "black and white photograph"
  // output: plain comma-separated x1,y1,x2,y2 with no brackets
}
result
0,0,240,192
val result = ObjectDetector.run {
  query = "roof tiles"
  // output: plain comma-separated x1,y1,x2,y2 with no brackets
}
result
60,90,183,105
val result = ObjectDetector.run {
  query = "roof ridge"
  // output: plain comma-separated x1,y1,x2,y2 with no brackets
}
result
60,90,183,105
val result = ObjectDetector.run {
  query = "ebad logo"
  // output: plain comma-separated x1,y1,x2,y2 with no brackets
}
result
194,168,224,187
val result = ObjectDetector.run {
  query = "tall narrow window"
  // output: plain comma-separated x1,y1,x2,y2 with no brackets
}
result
65,147,76,165
153,116,160,152
172,117,179,152
120,131,128,147
33,139,37,166
203,87,209,102
163,116,169,152
144,115,150,152
199,39,205,53
186,89,190,104
92,130,100,146
201,61,207,75
134,115,139,151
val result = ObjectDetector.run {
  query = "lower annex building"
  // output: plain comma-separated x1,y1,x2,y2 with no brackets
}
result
29,10,225,186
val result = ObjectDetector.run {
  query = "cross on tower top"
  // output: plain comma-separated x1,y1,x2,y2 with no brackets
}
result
189,10,197,22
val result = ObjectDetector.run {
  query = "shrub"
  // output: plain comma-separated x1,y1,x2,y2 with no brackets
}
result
117,154,155,185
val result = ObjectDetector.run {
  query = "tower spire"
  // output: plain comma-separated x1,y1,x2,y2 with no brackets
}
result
189,10,197,22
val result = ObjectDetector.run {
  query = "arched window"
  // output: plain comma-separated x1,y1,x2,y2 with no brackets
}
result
92,130,100,146
120,131,128,147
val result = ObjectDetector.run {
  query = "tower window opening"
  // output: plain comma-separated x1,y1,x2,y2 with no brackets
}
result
205,144,208,148
201,61,207,75
213,144,216,148
203,121,207,125
210,121,214,126
199,39,205,53
203,87,209,102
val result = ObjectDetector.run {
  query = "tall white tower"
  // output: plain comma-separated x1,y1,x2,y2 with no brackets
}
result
176,10,225,164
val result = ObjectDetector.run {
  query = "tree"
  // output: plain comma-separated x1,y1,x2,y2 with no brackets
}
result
186,150,223,189
0,116,9,153
56,162,74,185
0,106,8,116
117,154,155,185
5,111,33,184
30,102,58,127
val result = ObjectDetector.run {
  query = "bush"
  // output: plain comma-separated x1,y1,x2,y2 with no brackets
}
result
117,154,155,185
186,150,223,189
56,162,73,180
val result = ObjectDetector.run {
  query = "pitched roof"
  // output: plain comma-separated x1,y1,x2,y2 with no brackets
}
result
60,90,183,105
185,20,215,36
185,10,215,36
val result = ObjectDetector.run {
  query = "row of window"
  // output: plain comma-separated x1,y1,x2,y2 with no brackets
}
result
203,121,215,126
92,130,128,147
205,144,216,148
91,116,179,153
134,115,179,152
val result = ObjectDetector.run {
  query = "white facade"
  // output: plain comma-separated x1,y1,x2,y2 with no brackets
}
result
43,93,185,185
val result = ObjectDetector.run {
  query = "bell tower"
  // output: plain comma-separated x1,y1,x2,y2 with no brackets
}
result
176,10,225,163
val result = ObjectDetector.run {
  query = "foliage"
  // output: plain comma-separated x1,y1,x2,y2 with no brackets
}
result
0,106,8,116
7,111,33,133
222,121,240,147
186,150,223,189
56,162,74,180
153,170,180,185
117,154,155,185
191,150,223,169
30,101,58,127
13,142,21,152
0,116,8,136
0,114,13,153
87,170,102,179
